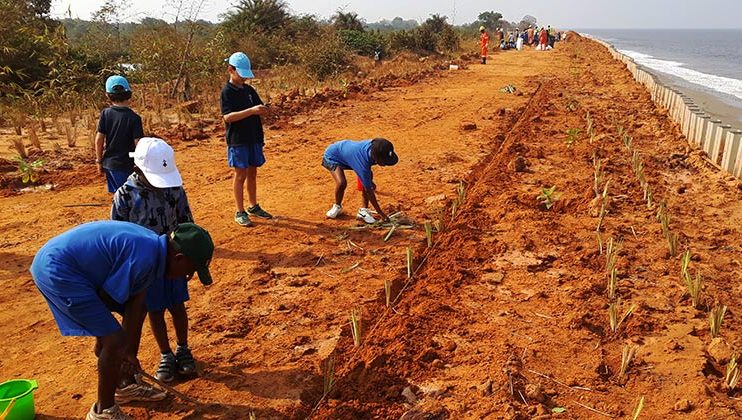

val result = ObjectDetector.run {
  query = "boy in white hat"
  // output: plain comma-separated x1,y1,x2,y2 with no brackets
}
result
111,137,203,384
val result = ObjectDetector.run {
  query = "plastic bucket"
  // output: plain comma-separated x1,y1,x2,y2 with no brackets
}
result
0,380,38,420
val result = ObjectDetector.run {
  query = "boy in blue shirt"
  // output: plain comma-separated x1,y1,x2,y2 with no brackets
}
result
31,221,214,420
220,52,273,227
112,137,202,383
95,75,144,193
322,138,399,223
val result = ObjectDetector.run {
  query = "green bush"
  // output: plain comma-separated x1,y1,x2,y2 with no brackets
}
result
387,14,459,55
301,35,353,80
338,29,384,57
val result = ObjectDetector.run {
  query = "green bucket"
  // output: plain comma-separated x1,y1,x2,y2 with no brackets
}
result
0,380,38,420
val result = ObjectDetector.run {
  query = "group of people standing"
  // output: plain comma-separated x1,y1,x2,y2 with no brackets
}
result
480,24,561,60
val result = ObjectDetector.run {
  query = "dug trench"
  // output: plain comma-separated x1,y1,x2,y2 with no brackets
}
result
313,35,742,419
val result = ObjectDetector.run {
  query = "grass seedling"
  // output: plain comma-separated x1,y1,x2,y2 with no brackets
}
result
609,301,635,333
631,396,645,420
619,345,638,377
623,133,633,150
656,202,670,238
667,231,679,257
681,250,691,278
726,356,740,392
384,280,391,308
424,221,433,248
406,247,413,278
537,186,561,210
349,309,362,347
608,267,618,300
709,305,727,338
596,180,610,232
682,269,702,309
565,128,582,148
605,237,622,274
9,138,28,159
323,357,335,395
456,181,466,203
616,124,625,140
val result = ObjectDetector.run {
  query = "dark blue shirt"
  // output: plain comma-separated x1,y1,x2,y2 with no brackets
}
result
324,140,374,189
111,173,194,235
97,106,144,171
220,82,264,146
30,221,167,305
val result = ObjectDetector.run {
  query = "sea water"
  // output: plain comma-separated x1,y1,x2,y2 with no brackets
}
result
579,29,742,124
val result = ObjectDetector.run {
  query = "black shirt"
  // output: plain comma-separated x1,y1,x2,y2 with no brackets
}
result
220,81,264,146
97,106,144,171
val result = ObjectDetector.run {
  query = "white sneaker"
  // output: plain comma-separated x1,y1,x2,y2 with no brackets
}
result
326,204,343,219
86,403,130,420
356,208,377,224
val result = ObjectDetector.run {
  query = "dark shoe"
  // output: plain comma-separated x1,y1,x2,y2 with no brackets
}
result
155,352,177,383
175,346,197,376
247,204,273,219
234,211,253,227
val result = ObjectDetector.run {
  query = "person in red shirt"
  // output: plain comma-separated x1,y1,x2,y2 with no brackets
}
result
479,26,489,64
539,27,548,50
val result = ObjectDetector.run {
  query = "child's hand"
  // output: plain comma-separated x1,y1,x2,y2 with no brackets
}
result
252,105,268,116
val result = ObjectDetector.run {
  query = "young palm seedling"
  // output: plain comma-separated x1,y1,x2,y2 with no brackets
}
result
623,133,633,151
323,357,336,395
64,124,76,147
656,202,670,239
605,237,622,274
609,301,635,333
349,309,362,346
709,304,727,338
592,155,605,197
537,186,561,210
608,267,619,300
406,247,413,278
585,111,595,142
565,128,582,148
681,253,702,308
456,181,466,203
667,231,679,257
619,344,638,378
596,181,610,232
424,221,433,248
726,356,740,392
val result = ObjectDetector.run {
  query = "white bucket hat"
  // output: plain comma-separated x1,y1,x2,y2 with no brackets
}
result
129,137,183,188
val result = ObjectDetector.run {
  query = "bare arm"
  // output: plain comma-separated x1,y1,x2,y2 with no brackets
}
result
120,291,147,374
95,132,105,174
223,105,268,124
364,188,388,221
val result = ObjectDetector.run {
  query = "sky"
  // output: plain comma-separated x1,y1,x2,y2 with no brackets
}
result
51,0,742,29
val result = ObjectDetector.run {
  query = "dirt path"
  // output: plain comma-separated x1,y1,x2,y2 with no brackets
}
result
2,36,741,420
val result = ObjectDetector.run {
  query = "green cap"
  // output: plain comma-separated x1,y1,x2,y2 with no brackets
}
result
171,223,214,285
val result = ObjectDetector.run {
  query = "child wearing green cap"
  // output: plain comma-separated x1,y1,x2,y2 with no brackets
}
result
96,75,144,193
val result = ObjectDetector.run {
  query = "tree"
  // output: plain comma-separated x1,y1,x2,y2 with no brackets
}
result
222,0,290,35
332,11,364,32
477,11,502,31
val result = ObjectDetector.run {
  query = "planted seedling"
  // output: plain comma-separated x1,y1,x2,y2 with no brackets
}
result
456,181,466,203
65,124,76,147
605,237,622,274
585,111,595,142
596,181,610,232
424,221,433,248
709,304,727,338
16,157,44,184
609,301,635,333
631,396,645,420
623,133,633,150
384,280,392,308
349,309,362,346
565,128,582,148
667,231,679,257
608,267,618,300
682,268,702,309
657,202,670,239
28,124,41,150
619,345,638,378
726,356,740,392
406,247,413,278
597,231,604,255
593,156,605,197
323,357,335,395
537,186,561,210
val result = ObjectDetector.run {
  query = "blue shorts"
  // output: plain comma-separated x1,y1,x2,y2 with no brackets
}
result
105,168,131,193
33,275,121,337
228,144,265,168
145,277,189,312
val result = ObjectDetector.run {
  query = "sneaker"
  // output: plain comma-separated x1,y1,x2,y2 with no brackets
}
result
234,211,253,227
155,352,177,383
326,204,342,219
356,208,377,224
115,377,168,404
86,403,130,420
247,204,273,219
175,345,197,376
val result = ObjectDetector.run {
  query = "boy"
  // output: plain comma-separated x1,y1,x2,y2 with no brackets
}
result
221,51,273,227
31,221,214,420
96,75,144,193
322,138,399,224
112,137,203,383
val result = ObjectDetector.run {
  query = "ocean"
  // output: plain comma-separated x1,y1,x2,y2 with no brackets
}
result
579,29,742,126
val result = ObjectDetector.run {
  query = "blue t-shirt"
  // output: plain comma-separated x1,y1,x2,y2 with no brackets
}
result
324,140,374,189
97,105,144,172
220,82,264,146
31,221,167,304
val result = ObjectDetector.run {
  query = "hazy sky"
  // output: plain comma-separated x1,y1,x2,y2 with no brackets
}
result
51,0,741,29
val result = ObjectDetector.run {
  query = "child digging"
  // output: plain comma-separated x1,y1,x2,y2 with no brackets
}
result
221,51,273,226
31,221,214,420
111,137,208,383
323,138,399,223
96,75,144,193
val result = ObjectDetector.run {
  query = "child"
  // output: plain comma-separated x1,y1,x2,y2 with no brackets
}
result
96,75,144,193
322,138,399,223
221,51,273,227
31,221,214,420
112,137,204,383
479,26,489,64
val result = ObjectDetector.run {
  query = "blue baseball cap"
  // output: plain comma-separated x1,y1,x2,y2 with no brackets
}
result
105,75,131,93
226,52,254,79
